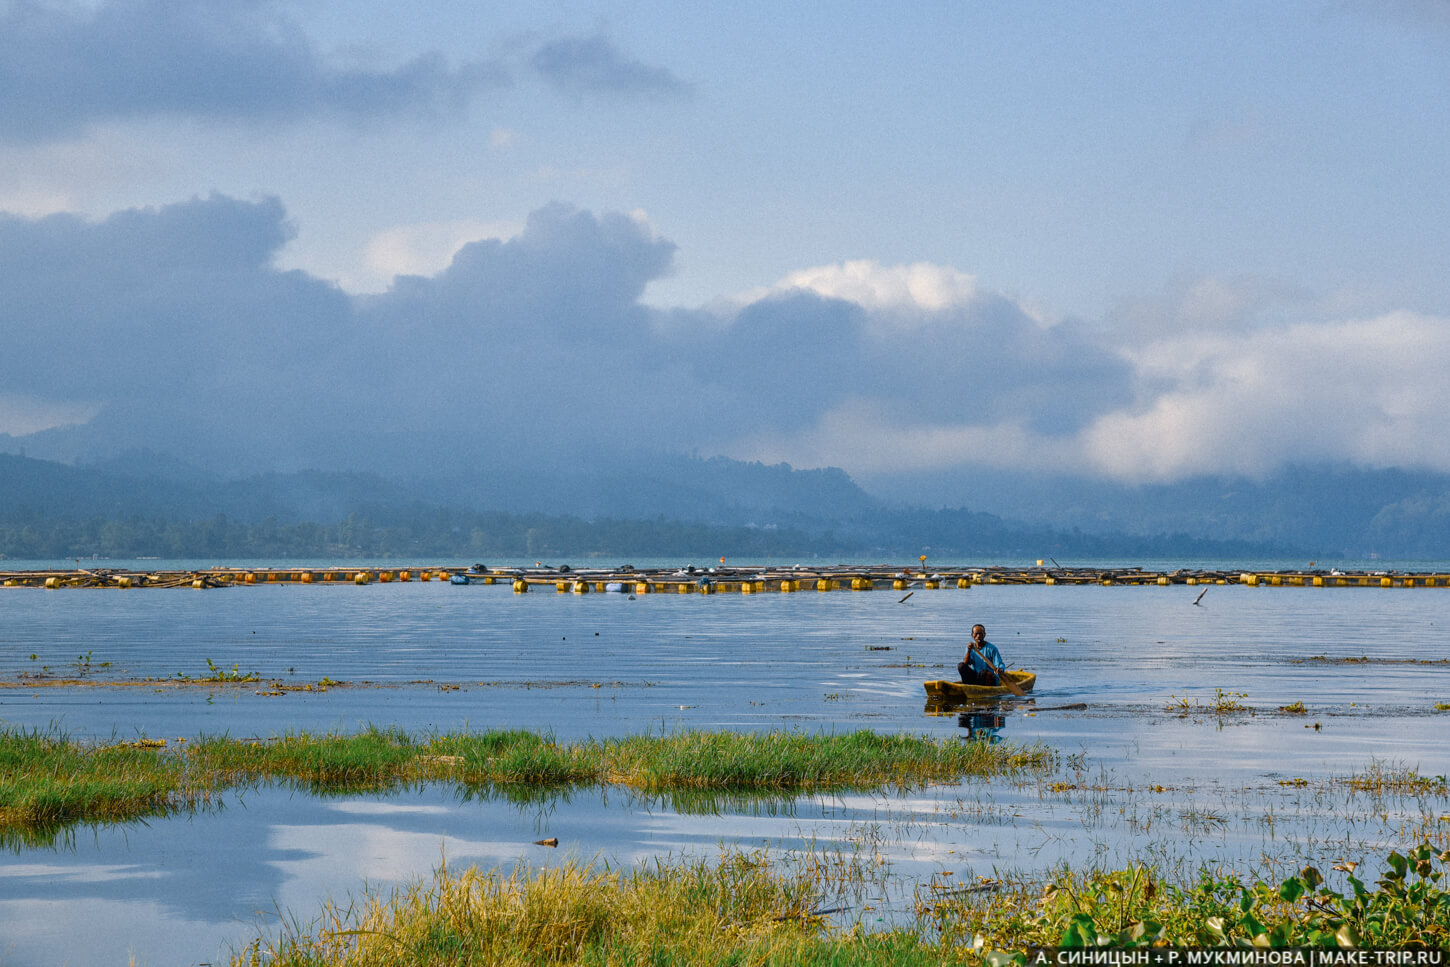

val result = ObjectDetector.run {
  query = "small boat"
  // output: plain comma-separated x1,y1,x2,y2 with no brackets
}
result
449,574,471,585
923,671,1036,701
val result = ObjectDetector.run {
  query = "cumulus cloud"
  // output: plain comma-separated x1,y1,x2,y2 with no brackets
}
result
4,194,1449,490
0,0,508,142
530,34,689,98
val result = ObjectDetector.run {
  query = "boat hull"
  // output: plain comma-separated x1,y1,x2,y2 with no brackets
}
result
923,671,1036,701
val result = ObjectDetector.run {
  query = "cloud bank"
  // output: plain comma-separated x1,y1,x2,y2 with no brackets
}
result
2,194,1446,493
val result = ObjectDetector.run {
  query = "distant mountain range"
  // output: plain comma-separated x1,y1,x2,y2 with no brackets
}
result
4,450,1449,559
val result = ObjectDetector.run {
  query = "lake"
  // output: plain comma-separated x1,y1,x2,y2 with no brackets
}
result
2,563,1448,965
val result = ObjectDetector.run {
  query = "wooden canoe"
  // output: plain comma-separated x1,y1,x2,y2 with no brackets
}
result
923,671,1036,701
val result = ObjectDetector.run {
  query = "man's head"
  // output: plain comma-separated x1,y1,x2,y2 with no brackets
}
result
971,624,986,642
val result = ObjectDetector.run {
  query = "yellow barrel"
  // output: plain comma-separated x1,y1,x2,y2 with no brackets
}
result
512,579,528,593
266,572,279,582
1241,573,1260,586
924,579,939,589
481,576,494,585
379,571,392,583
1044,576,1056,585
1100,577,1113,586
44,577,60,589
1312,576,1324,587
354,572,370,585
635,582,651,594
573,581,589,594
301,572,315,583
741,581,755,593
244,572,257,584
1381,576,1393,588
1157,576,1170,586
115,576,133,588
816,578,833,592
398,570,410,582
956,577,971,589
780,579,797,592
1269,575,1281,586
556,580,569,593
192,578,206,589
892,579,907,590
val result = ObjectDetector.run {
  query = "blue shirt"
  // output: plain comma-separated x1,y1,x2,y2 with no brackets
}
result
965,640,1004,681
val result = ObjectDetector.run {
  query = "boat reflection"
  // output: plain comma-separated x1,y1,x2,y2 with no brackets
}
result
923,696,1035,743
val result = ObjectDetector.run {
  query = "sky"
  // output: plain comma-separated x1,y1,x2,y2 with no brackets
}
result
3,0,1450,501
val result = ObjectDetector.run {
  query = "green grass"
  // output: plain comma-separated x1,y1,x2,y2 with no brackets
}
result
0,731,194,845
237,850,973,967
935,842,1450,954
0,726,1054,837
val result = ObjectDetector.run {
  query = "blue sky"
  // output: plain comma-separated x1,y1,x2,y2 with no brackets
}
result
3,0,1449,498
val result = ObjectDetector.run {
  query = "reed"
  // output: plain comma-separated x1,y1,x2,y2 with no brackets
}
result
0,727,1053,837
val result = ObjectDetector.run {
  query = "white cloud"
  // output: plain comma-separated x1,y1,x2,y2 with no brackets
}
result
1081,310,1450,481
735,259,979,314
364,218,521,282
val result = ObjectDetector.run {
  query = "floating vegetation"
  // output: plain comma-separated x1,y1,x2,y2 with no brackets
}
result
1343,761,1449,797
0,727,1056,838
1278,700,1308,715
1165,688,1253,718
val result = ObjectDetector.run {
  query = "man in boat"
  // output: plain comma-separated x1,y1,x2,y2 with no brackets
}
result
958,624,1008,686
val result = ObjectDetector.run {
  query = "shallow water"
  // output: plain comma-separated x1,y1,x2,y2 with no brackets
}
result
2,577,1448,965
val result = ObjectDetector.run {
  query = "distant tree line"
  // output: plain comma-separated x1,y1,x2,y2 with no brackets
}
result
0,502,1287,562
0,506,838,561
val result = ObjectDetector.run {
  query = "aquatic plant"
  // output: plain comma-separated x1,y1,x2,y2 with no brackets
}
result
935,842,1450,954
0,730,193,846
0,727,1055,838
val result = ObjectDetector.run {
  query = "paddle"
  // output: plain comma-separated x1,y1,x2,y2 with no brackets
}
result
965,641,1026,697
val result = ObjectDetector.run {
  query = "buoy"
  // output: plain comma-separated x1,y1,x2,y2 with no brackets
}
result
635,582,651,594
512,579,528,593
816,578,833,592
354,572,370,585
572,581,588,594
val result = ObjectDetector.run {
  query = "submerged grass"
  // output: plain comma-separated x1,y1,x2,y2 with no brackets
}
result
0,726,1054,837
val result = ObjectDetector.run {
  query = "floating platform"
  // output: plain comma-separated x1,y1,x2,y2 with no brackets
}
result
3,564,1449,590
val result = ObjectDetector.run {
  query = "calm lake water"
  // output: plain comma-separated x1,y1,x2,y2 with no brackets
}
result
2,562,1449,965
